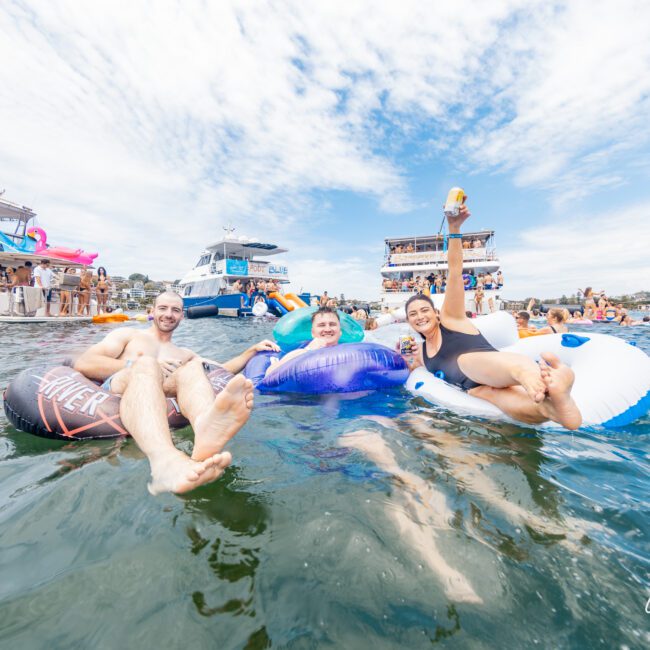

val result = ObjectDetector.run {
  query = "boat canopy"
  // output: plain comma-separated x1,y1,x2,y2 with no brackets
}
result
385,230,495,248
206,237,288,258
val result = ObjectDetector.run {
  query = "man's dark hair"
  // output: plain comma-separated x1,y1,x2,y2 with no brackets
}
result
517,311,530,322
311,306,340,323
25,261,33,267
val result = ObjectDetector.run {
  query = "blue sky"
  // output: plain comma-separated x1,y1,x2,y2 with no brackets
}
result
1,0,649,299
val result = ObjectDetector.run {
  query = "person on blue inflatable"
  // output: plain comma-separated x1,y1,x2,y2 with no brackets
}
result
265,307,342,377
401,196,582,430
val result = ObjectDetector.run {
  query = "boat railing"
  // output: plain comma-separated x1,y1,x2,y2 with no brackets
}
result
384,247,498,266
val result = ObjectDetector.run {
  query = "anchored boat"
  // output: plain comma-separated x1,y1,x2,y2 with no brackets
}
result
380,230,504,314
179,228,309,318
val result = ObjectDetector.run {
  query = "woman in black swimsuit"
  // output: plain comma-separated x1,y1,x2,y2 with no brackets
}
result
401,197,581,430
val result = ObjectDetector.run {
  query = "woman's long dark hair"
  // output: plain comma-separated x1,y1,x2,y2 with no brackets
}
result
97,266,107,278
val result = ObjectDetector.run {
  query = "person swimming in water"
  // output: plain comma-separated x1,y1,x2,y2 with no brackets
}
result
401,198,582,430
535,308,569,335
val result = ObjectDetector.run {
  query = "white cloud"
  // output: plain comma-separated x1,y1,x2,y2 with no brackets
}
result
500,202,650,299
0,0,648,298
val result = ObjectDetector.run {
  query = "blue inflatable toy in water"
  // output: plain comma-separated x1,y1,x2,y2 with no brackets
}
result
273,307,364,351
244,342,409,394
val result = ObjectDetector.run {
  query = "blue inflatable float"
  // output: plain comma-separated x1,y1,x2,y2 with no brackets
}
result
273,307,364,351
244,342,409,394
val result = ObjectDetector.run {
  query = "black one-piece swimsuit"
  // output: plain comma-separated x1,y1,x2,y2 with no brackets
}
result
422,324,497,391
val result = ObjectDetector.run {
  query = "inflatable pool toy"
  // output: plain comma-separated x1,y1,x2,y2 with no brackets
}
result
92,313,130,324
3,364,233,440
0,230,36,253
244,343,409,394
273,307,364,351
267,292,307,312
252,301,268,317
570,318,593,325
518,328,548,338
406,329,650,429
27,227,98,266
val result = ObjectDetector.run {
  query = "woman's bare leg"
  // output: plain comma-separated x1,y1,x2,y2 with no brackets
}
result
468,353,581,429
341,430,482,603
459,351,546,402
117,357,232,494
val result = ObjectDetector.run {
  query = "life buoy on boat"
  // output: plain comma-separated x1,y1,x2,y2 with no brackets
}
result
3,364,233,440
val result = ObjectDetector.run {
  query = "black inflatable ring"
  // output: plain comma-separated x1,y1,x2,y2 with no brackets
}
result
3,363,233,441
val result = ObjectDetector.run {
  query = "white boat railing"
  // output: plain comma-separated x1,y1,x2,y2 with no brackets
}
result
384,248,498,266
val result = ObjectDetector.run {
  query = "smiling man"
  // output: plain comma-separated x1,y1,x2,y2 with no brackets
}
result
73,291,279,494
264,306,342,377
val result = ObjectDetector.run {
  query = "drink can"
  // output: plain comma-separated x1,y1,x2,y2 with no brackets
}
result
443,187,466,216
399,334,415,355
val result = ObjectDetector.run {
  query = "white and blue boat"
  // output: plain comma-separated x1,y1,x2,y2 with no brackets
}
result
179,229,309,318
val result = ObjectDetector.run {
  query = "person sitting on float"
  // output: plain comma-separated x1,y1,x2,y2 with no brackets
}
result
400,197,582,430
535,308,569,335
265,306,342,378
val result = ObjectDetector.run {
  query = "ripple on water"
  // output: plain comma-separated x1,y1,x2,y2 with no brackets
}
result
0,317,648,647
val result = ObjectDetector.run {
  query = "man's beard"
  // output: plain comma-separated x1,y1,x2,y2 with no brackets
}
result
155,317,179,332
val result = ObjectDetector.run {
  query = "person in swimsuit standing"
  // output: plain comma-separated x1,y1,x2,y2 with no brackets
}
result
401,197,582,430
95,266,110,314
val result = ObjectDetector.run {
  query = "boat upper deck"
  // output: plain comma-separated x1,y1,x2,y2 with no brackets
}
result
382,230,498,270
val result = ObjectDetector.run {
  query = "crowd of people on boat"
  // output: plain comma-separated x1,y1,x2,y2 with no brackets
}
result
382,270,503,295
0,261,111,317
226,278,281,299
389,236,487,255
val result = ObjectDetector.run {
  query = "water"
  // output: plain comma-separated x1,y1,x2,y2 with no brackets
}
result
1,318,649,648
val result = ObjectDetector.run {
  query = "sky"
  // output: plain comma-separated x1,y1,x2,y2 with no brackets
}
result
1,0,649,300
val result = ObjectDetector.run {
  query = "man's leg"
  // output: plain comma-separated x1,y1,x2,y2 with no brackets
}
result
116,357,232,494
171,358,254,461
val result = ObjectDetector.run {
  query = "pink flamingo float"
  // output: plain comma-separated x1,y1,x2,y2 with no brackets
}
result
27,227,99,265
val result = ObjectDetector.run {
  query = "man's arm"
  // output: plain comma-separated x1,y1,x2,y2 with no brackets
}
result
219,339,280,374
73,328,135,381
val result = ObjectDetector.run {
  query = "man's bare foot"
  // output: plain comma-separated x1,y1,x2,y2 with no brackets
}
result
539,353,582,430
191,375,254,461
513,366,546,403
148,450,232,495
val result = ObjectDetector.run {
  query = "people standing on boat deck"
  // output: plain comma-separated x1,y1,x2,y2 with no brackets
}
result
12,265,31,287
77,270,92,316
474,284,484,314
24,260,34,286
483,272,493,290
320,291,329,307
400,197,581,430
231,279,243,294
95,266,110,313
73,291,280,494
33,259,54,317
496,270,504,288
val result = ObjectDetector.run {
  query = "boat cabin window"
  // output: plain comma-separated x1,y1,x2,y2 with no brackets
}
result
196,254,211,267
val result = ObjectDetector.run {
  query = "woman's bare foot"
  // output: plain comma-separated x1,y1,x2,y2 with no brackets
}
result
539,353,582,430
191,375,254,461
513,366,547,403
148,450,232,495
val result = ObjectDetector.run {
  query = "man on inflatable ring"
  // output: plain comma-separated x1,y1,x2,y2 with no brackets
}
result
73,291,280,494
401,198,582,430
264,306,342,376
